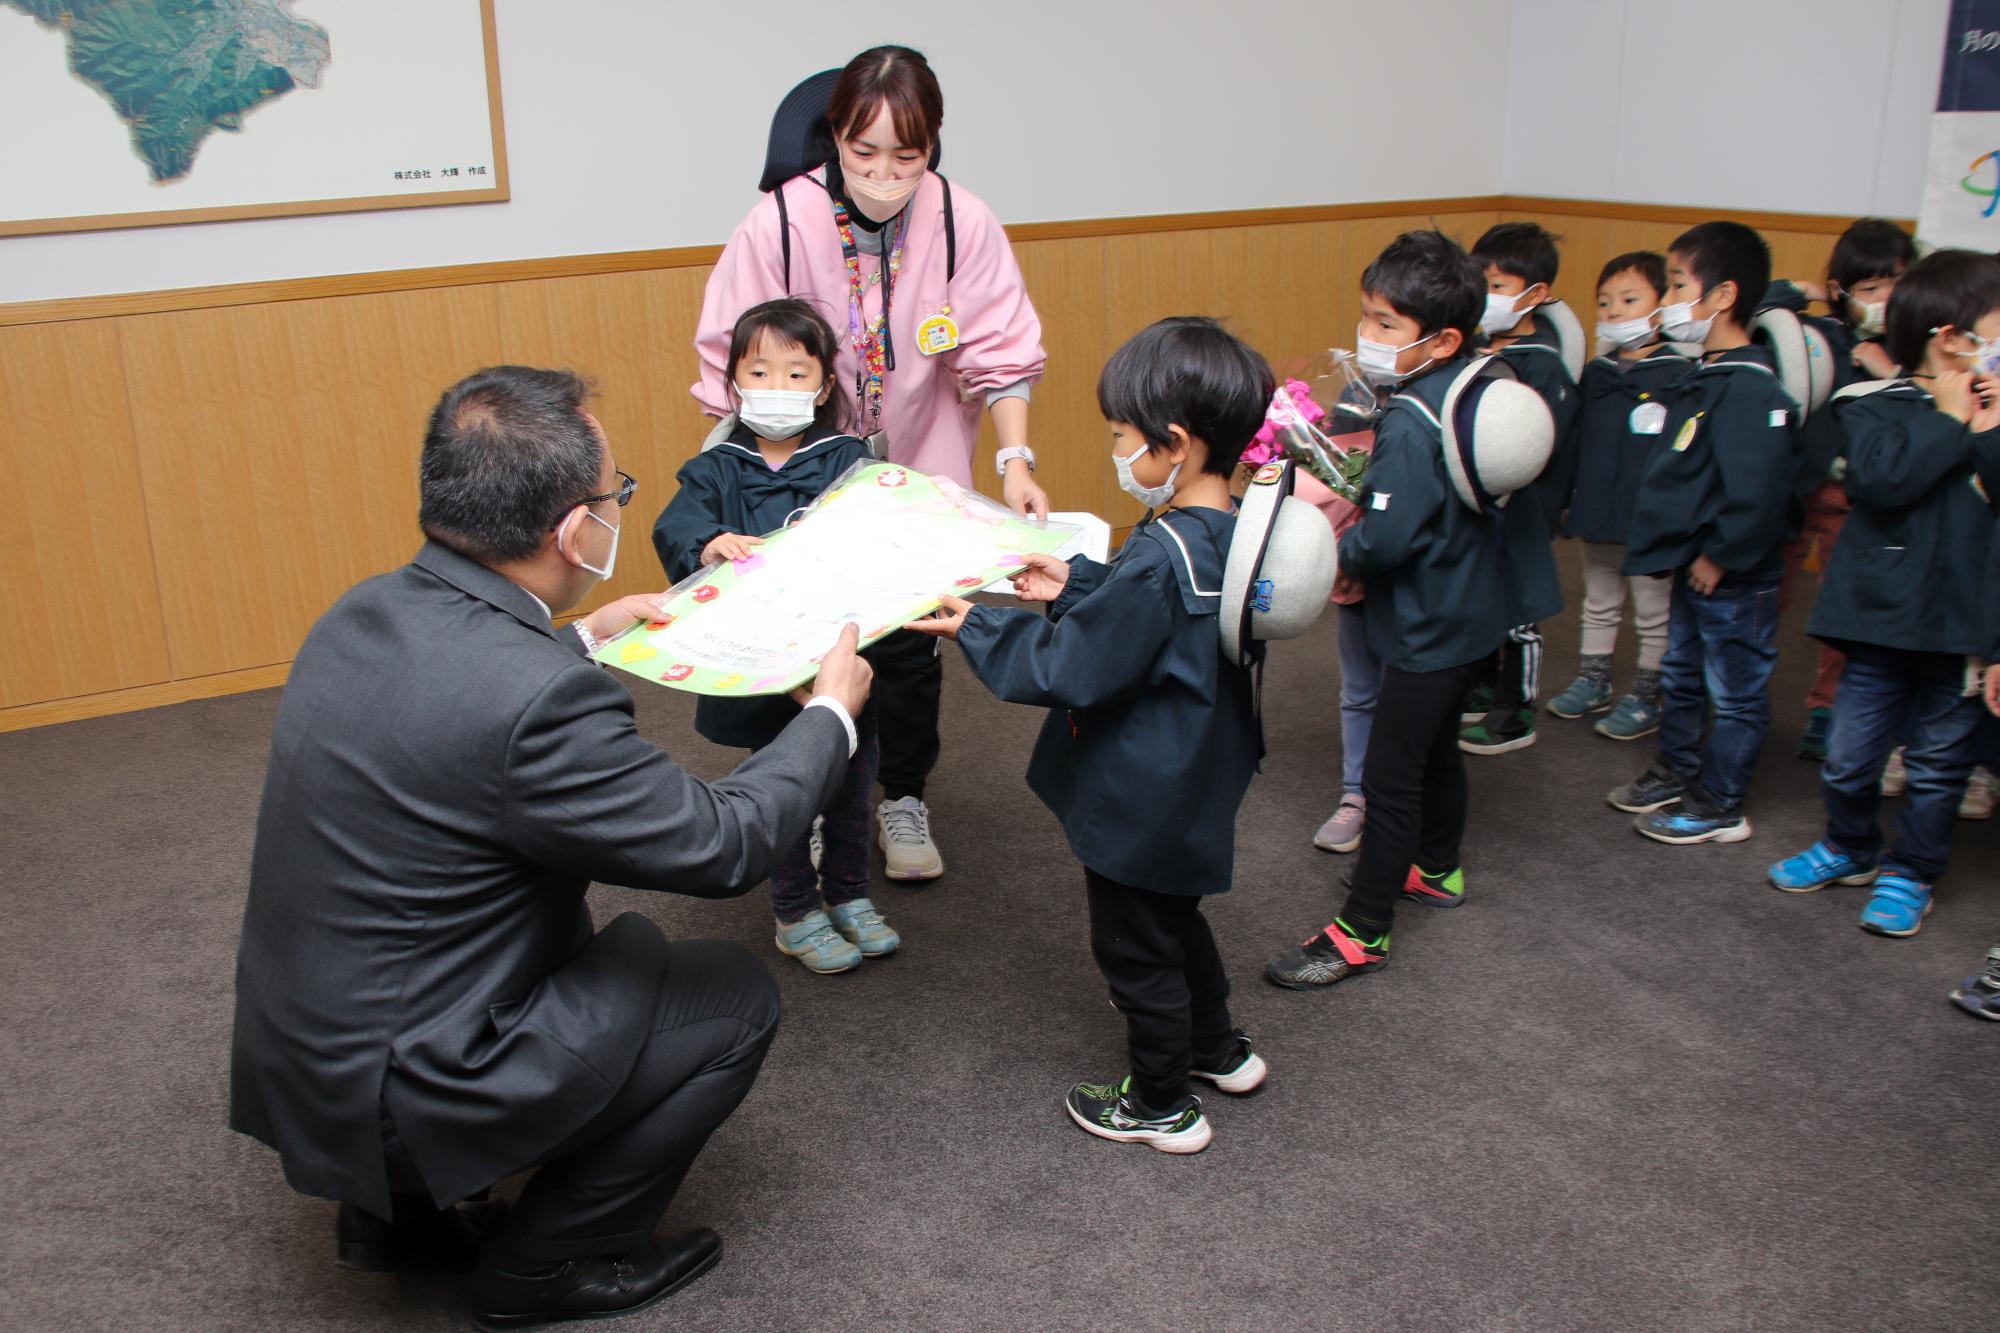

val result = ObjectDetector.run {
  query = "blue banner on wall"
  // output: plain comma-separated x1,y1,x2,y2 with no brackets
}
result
1923,0,2000,246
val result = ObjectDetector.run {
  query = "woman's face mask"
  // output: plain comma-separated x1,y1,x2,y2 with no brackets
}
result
836,107,928,223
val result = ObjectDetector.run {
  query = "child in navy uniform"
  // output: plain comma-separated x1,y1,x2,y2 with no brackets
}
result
1547,251,1696,740
1609,222,1800,844
1459,222,1575,756
1767,249,2000,938
1266,231,1515,990
653,298,898,975
914,317,1273,1154
1950,570,2000,1020
1766,218,1917,759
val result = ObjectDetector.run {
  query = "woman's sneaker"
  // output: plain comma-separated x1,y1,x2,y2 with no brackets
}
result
827,898,900,957
1313,794,1366,853
1190,1033,1267,1093
1064,1076,1211,1153
1879,747,1908,797
1608,766,1685,813
1949,946,2000,1020
1768,840,1879,893
1594,694,1662,742
1959,766,1997,820
877,797,944,880
774,910,863,974
1859,874,1933,938
1547,675,1614,719
1266,918,1389,990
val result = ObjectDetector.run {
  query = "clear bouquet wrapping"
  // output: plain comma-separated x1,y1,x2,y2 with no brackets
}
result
1240,350,1380,502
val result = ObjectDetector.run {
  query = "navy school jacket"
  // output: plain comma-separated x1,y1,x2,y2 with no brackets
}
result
1807,381,2000,657
1493,314,1583,522
1621,345,1800,583
1340,359,1519,672
954,506,1259,896
1763,281,1891,492
1562,345,1699,544
652,421,873,748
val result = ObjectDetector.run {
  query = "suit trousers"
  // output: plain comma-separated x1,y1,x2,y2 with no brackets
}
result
871,629,943,801
1084,869,1236,1114
471,941,780,1261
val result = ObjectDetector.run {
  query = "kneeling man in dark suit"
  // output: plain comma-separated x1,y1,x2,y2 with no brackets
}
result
228,365,869,1329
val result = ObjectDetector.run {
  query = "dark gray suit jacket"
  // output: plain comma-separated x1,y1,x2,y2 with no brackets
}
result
228,541,848,1216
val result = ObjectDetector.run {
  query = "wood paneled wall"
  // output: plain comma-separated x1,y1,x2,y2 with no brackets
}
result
0,197,1885,730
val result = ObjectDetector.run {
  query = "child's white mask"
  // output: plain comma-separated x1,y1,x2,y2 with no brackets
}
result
1596,315,1658,349
1112,442,1179,508
1355,331,1435,387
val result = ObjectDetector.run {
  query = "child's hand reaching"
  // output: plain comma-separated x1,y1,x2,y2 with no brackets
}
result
1971,376,2000,434
907,595,973,640
1010,553,1071,603
1934,370,1979,424
1852,341,1897,380
702,532,765,565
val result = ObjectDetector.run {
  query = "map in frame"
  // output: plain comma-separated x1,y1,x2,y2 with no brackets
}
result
0,0,508,236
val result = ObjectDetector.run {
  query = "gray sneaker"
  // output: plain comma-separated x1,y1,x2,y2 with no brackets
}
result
828,897,900,957
1608,766,1685,813
877,797,944,880
1313,794,1366,853
775,910,862,974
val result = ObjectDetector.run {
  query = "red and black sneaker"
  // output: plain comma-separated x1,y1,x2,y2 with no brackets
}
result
1400,864,1467,909
1265,918,1389,990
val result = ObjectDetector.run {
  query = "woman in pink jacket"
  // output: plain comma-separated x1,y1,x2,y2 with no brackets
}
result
691,45,1048,881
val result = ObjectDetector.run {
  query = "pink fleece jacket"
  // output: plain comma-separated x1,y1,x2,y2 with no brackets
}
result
692,171,1046,488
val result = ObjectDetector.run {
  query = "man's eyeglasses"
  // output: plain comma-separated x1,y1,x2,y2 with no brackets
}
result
578,471,637,508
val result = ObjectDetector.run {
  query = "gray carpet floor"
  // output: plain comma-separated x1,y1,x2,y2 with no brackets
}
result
3,559,1997,1332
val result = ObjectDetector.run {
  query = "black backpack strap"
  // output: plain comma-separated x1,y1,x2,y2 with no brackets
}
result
939,174,956,283
775,184,791,294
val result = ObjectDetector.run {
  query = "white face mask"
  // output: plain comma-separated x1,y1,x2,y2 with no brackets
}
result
737,388,818,441
1355,330,1435,386
1940,326,2000,375
1480,290,1533,336
1848,296,1887,338
1657,298,1714,345
844,171,921,223
1596,314,1658,349
567,507,619,581
1112,442,1179,508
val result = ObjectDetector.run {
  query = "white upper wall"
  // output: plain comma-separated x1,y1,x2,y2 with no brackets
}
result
1502,0,1949,218
0,0,1512,304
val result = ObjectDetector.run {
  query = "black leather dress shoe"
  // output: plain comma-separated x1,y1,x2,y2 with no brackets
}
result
334,1198,501,1273
470,1228,722,1331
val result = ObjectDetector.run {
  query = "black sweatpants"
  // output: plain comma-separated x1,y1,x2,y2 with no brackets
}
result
1084,869,1236,1114
871,629,944,801
401,941,781,1262
1345,660,1483,935
1490,624,1544,712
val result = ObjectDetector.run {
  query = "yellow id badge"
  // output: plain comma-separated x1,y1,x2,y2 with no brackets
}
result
1671,414,1701,452
916,313,960,356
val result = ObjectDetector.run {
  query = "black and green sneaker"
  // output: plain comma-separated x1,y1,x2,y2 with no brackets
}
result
1460,686,1497,724
1265,918,1389,990
1063,1076,1211,1154
1400,863,1467,909
1459,708,1537,755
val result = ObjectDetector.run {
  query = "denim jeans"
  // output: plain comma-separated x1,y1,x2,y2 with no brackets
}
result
1822,644,1982,882
1655,574,1781,813
1335,602,1382,796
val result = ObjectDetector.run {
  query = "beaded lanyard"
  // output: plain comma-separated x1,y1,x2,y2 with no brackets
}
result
832,196,905,431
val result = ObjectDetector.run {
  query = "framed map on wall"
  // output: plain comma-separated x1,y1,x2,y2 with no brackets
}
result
0,0,508,237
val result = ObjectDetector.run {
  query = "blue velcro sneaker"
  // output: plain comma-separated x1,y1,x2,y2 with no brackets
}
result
1858,874,1933,938
1595,694,1662,742
1547,675,1614,719
1768,840,1880,893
